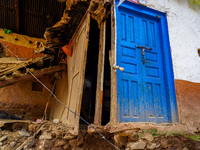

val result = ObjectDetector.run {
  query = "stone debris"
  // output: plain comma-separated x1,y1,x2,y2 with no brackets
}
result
63,143,70,149
160,139,168,149
63,134,76,140
18,129,30,137
0,136,7,142
141,132,154,142
55,140,67,147
112,127,200,150
146,143,157,150
9,141,16,147
114,134,128,146
43,139,54,149
127,141,146,150
76,132,84,146
183,147,189,150
1,144,10,150
0,122,199,149
39,132,52,140
69,139,77,147
155,143,160,148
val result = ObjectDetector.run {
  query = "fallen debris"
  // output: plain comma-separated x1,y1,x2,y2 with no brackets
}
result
0,121,199,149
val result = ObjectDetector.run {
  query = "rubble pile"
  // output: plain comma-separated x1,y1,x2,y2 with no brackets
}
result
113,129,200,150
0,122,114,150
0,121,200,150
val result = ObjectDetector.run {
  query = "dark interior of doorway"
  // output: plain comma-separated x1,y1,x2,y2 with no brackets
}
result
102,15,111,125
80,19,100,125
80,16,111,127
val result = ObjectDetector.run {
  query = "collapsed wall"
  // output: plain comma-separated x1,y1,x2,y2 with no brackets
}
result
0,33,54,119
43,0,110,51
0,0,111,121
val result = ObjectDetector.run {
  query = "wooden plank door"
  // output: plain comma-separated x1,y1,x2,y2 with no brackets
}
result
66,12,90,135
139,15,169,123
115,2,178,123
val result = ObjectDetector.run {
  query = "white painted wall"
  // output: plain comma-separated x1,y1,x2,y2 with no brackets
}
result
147,0,200,83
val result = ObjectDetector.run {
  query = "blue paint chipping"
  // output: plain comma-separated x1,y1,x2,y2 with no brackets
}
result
116,0,179,123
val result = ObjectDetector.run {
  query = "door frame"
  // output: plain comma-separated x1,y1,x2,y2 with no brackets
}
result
110,0,178,124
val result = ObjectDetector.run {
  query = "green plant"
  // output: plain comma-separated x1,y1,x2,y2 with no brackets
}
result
186,134,200,142
191,0,200,5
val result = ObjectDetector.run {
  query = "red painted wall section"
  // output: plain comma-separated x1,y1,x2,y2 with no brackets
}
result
0,31,45,59
3,41,42,59
175,79,200,131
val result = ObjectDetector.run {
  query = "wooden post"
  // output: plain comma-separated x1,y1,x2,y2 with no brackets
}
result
110,3,117,124
94,21,106,125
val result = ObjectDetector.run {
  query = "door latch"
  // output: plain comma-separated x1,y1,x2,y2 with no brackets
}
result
142,47,146,64
113,64,124,71
136,45,152,64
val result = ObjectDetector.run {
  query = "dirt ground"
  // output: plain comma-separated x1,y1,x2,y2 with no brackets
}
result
151,135,200,150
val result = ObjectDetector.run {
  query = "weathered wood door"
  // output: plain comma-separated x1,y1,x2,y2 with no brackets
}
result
115,1,178,123
65,12,90,135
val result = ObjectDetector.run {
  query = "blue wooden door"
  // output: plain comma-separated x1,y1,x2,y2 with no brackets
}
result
116,4,175,123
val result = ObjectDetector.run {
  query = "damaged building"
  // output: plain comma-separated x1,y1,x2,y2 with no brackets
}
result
0,0,200,146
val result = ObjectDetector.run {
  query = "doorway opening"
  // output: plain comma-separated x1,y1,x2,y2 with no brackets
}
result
80,18,100,126
102,15,111,125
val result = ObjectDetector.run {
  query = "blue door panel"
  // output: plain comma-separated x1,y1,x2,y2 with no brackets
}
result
116,2,176,123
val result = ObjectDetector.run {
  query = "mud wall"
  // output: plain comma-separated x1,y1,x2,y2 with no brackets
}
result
0,75,53,119
175,80,200,132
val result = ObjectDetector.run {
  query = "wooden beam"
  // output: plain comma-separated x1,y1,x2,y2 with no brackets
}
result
0,65,66,88
94,20,106,125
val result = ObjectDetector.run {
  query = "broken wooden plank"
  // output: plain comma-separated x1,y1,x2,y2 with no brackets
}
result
69,12,91,135
0,65,66,88
57,12,91,135
0,119,31,128
0,55,50,77
94,20,106,125
0,57,28,63
0,60,32,77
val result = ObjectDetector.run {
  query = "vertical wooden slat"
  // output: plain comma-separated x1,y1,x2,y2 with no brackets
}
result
15,0,19,32
94,21,106,125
